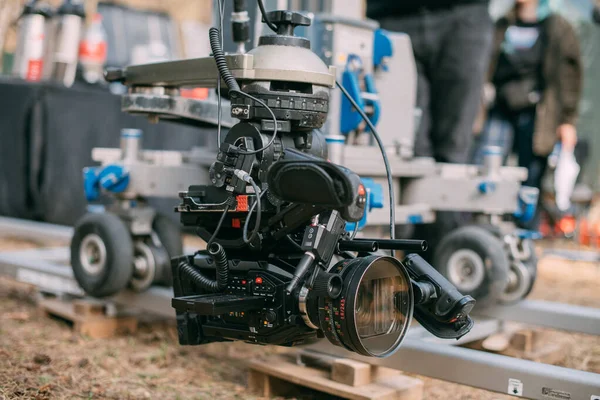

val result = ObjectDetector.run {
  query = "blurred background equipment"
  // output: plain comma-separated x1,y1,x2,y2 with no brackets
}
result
11,0,53,81
45,0,85,86
78,12,106,84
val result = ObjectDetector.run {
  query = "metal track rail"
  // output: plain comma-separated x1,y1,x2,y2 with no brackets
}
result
301,340,600,400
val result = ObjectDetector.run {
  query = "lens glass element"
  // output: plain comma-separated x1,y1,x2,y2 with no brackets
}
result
311,256,413,358
354,258,412,356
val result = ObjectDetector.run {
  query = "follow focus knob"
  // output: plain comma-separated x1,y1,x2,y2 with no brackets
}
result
264,10,311,36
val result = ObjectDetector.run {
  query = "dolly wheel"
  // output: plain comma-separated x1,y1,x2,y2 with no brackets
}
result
70,213,134,297
498,260,534,304
151,213,183,286
433,226,510,307
501,238,538,303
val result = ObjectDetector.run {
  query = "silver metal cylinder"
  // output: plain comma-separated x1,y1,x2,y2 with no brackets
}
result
325,134,346,165
481,146,503,177
49,14,84,87
120,129,143,162
12,14,48,81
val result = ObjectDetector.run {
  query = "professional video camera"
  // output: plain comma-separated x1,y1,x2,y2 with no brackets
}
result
108,3,475,358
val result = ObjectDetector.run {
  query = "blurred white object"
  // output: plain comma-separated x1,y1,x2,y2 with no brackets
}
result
12,1,53,81
79,13,107,84
483,82,496,107
554,144,581,212
48,0,85,87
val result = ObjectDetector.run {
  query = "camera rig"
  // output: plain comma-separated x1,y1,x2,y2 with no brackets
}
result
106,6,475,357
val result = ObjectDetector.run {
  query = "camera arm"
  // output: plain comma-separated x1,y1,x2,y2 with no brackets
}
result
403,254,475,339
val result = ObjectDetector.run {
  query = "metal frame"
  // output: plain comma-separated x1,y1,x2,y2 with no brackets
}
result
301,340,600,400
1,217,599,399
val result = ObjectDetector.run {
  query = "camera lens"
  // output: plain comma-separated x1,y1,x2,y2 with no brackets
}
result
305,256,414,357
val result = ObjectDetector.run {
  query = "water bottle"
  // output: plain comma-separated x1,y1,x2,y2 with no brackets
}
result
12,0,54,81
48,0,85,87
78,13,107,84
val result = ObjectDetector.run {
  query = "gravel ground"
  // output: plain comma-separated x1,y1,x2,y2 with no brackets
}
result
0,238,598,399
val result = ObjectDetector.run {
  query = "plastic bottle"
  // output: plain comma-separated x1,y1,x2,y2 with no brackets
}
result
12,0,54,81
78,13,107,84
48,0,86,87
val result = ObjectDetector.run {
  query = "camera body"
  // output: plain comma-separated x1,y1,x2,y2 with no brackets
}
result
108,9,476,358
173,255,316,347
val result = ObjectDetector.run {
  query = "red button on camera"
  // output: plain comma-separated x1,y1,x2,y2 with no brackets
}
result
255,277,263,285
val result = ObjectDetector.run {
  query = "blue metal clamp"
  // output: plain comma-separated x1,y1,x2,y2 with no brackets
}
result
340,54,382,135
346,178,384,232
82,164,130,202
514,186,539,223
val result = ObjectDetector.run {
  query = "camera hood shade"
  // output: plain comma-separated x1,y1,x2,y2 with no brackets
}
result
313,256,414,358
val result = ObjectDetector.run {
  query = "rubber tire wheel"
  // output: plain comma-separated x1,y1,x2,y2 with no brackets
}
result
521,239,538,298
71,213,134,297
475,224,538,301
433,225,510,308
152,213,183,286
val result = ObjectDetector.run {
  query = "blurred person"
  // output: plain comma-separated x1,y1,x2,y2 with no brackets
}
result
367,0,493,164
473,0,583,229
367,0,494,255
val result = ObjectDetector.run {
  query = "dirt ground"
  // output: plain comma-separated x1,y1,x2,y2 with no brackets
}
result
0,238,599,400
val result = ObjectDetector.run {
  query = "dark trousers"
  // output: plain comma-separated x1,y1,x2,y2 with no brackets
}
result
473,107,548,229
378,3,493,163
377,3,494,257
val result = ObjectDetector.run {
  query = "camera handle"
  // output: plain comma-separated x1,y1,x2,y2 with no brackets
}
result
403,254,475,339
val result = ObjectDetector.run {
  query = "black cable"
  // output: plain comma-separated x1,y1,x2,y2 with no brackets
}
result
210,27,240,92
285,234,304,252
350,222,359,240
178,242,228,293
258,0,278,32
243,183,267,244
230,90,279,155
207,203,231,247
216,0,225,146
209,22,278,155
336,80,396,240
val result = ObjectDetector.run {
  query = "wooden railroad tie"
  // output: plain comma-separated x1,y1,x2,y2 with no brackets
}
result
248,354,423,400
38,297,138,339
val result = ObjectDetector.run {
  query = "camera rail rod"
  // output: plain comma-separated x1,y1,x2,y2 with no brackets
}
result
0,216,599,399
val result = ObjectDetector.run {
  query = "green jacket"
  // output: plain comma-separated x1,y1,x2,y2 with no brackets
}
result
485,13,583,156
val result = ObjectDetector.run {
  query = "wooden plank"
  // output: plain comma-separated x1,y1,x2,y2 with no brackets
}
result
331,359,372,386
248,356,423,400
76,317,138,339
73,299,105,317
39,298,138,339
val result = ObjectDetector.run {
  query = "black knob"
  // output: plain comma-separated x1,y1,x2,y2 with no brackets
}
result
264,310,277,323
104,68,126,83
312,271,343,299
263,10,311,36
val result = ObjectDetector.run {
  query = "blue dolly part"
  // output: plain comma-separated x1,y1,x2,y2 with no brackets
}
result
514,186,540,224
515,229,543,240
346,178,384,232
82,164,130,202
478,180,497,194
373,29,393,71
340,54,382,135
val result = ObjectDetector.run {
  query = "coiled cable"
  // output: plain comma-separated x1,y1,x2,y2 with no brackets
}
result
178,242,229,293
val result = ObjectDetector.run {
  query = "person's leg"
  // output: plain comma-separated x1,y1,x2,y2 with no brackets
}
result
378,14,434,158
514,109,547,230
427,3,494,163
413,4,494,260
471,108,515,165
